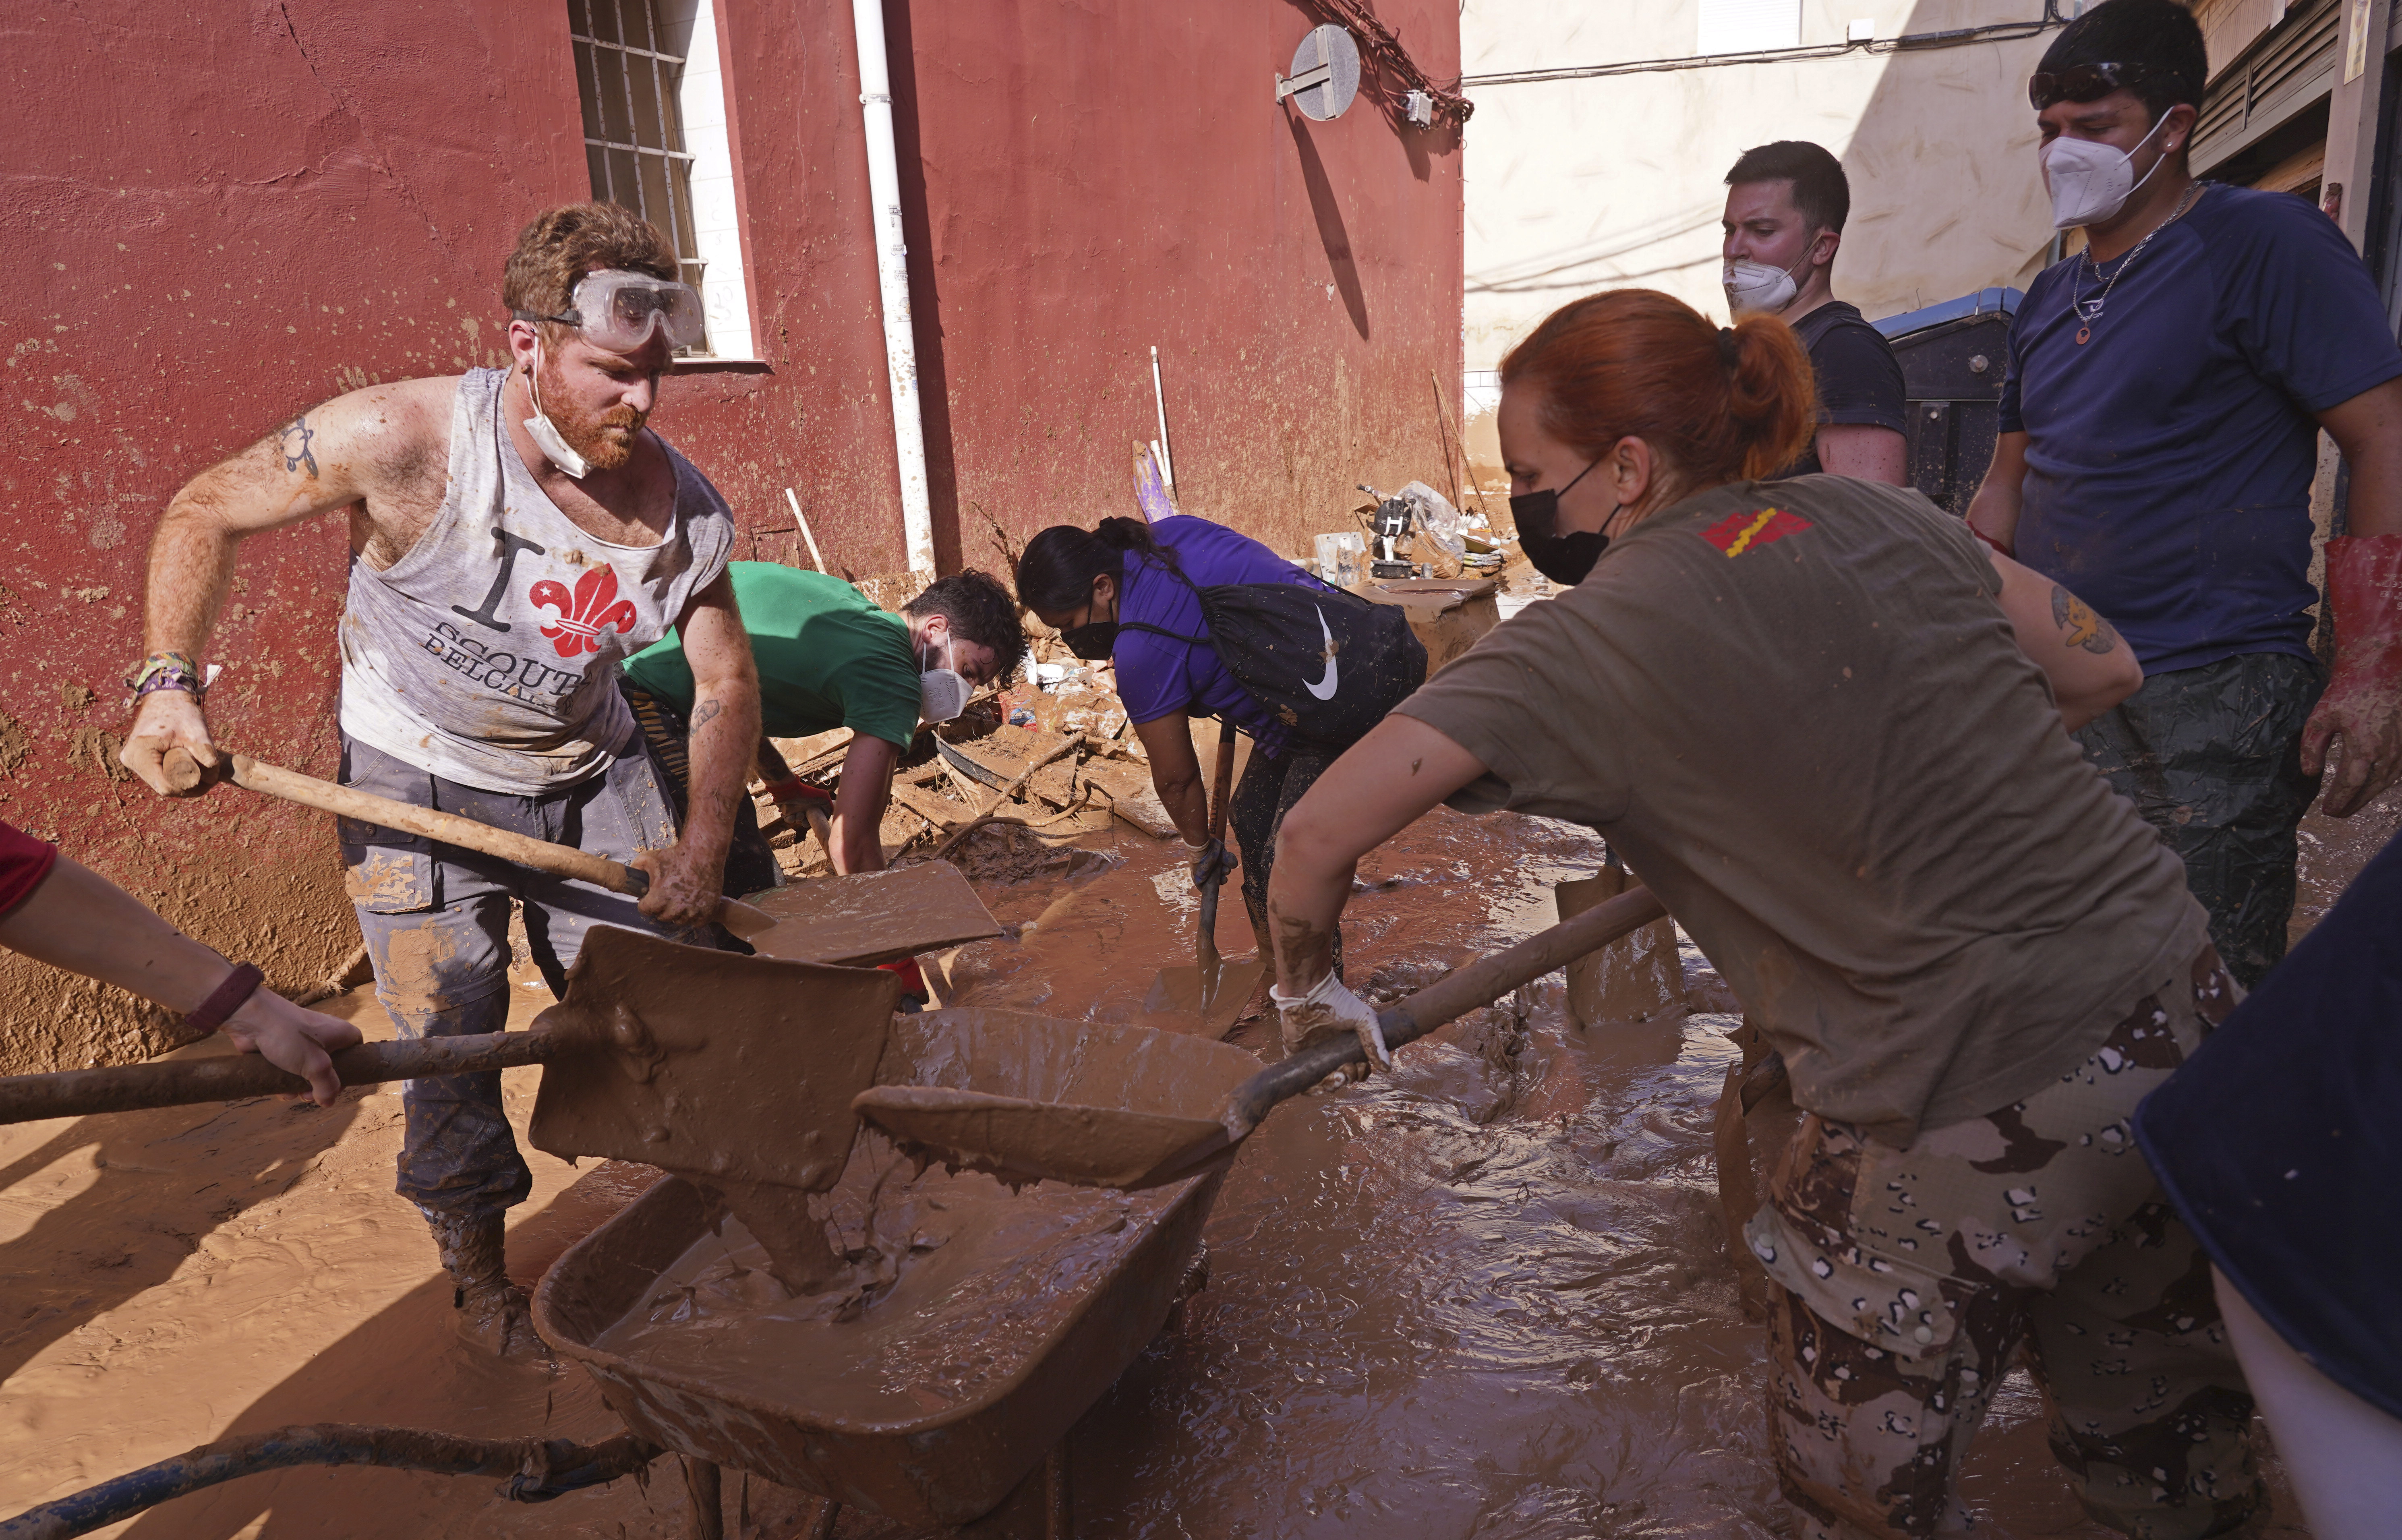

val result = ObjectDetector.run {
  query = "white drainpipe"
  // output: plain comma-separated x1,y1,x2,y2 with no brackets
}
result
851,0,936,581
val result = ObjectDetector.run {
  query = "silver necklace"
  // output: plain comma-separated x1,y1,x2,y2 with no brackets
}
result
2072,180,2204,345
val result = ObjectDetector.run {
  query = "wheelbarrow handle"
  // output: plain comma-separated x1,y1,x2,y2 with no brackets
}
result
1221,884,1668,1137
0,1030,557,1126
216,753,775,942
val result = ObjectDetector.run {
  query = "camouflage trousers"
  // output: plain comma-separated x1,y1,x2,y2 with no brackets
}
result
1743,950,2265,1538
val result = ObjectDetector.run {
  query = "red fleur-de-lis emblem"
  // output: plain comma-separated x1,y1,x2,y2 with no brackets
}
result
529,566,640,658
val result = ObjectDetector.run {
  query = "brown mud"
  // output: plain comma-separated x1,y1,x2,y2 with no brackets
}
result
2,789,2366,1536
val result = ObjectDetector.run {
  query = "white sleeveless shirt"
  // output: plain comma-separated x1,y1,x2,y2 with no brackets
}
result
338,368,736,795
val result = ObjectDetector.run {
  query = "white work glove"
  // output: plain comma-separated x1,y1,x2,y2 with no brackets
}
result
1271,971,1392,1074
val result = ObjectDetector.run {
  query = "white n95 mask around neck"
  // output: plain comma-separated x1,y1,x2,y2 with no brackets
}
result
523,343,590,478
2041,112,2173,230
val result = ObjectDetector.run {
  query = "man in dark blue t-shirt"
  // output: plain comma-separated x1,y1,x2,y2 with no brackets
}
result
1967,0,2402,986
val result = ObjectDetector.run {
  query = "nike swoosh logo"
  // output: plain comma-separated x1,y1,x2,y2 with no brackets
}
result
1305,606,1339,700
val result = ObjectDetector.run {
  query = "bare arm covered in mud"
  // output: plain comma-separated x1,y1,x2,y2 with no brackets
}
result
1986,551,2142,732
635,571,760,927
120,379,454,795
828,735,899,875
1132,712,1211,845
1267,716,1489,993
0,855,362,1104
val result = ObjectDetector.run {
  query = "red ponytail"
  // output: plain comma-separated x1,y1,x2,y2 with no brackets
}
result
1499,290,1816,485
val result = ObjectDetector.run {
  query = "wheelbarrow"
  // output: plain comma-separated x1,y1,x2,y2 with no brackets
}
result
532,1008,1263,1533
0,1009,1261,1540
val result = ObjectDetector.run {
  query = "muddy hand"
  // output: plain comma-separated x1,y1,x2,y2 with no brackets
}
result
221,991,364,1106
120,689,222,797
630,839,730,930
1271,971,1391,1075
2300,671,2402,818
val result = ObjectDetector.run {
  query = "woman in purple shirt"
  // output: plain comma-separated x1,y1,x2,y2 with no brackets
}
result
1017,514,1359,979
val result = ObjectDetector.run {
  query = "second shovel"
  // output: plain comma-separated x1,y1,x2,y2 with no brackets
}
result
1143,718,1265,1035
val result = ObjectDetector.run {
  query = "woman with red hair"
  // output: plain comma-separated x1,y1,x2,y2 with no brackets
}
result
1266,289,2266,1538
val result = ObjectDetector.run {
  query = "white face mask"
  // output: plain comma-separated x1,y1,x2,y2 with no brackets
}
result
522,341,590,478
2040,112,2174,230
1723,250,1810,316
918,633,972,724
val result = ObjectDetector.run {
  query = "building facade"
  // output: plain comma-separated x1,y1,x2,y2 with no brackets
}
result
1,0,1464,1072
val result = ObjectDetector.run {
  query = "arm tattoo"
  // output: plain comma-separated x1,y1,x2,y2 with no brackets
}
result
2049,584,2120,655
279,417,320,478
688,698,725,732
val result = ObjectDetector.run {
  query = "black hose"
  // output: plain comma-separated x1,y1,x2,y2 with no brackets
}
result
0,1424,664,1540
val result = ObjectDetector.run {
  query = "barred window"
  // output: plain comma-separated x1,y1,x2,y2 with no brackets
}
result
570,0,714,353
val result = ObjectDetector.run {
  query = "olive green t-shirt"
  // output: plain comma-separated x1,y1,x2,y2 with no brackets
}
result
1398,476,2207,1144
621,562,923,749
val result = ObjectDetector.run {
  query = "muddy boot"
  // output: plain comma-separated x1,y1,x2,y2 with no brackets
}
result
422,1207,540,1358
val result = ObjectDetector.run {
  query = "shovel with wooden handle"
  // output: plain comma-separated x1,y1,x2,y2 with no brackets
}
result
0,925,895,1189
858,884,1668,1190
1142,720,1266,1035
169,749,779,942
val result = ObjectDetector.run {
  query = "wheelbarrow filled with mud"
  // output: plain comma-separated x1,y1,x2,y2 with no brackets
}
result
533,1006,1258,1534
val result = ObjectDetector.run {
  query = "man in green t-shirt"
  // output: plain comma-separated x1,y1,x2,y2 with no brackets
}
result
622,562,1023,878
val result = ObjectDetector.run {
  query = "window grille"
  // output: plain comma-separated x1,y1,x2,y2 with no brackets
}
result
570,0,712,354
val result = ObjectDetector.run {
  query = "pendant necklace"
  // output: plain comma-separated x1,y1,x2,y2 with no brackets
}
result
2073,181,2204,345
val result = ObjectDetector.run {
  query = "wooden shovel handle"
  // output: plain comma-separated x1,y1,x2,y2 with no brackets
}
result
225,754,775,940
1206,718,1238,844
0,1031,555,1126
1222,884,1667,1136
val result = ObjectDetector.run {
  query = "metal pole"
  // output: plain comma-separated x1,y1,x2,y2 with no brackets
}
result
850,0,937,580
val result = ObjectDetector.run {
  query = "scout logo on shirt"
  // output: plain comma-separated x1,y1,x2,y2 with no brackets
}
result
530,567,640,657
1701,507,1814,557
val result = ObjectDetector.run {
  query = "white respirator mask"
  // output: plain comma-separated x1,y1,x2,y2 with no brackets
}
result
919,633,973,724
1723,251,1810,317
522,339,590,479
2040,112,2174,230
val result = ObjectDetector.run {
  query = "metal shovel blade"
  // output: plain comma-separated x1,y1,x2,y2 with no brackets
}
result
527,924,899,1192
742,860,1002,968
863,888,1670,1190
1143,954,1269,1036
1555,868,1684,1027
852,1008,1264,1189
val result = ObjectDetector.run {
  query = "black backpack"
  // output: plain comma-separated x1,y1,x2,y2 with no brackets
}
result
1122,571,1426,753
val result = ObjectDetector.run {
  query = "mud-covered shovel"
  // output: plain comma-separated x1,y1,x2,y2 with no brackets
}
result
180,750,779,942
0,927,897,1243
1555,851,1684,1027
1142,719,1266,1035
858,884,1667,1190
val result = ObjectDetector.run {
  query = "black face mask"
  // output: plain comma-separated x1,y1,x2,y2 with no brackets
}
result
1510,456,1612,586
1061,621,1119,660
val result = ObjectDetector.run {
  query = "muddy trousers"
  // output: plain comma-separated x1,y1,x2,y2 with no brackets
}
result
2077,654,2323,988
1229,740,1340,979
1745,952,2263,1539
338,734,708,1223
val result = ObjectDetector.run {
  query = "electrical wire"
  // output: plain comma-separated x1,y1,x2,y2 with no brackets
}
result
1303,0,1476,125
1457,2,2069,91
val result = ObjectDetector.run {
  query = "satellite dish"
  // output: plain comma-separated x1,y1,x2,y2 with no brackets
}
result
1278,24,1360,121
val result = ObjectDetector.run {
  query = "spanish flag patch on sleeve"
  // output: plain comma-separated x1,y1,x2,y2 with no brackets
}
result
1700,507,1813,557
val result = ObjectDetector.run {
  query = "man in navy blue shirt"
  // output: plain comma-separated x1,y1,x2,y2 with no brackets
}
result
1967,0,2402,987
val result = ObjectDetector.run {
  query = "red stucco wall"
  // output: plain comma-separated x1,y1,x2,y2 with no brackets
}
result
0,0,1461,1070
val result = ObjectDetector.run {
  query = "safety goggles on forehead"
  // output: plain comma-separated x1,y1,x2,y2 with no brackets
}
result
514,269,706,353
2028,60,2183,111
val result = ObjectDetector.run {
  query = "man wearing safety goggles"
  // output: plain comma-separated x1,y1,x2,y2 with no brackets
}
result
116,202,761,1358
1967,0,2402,993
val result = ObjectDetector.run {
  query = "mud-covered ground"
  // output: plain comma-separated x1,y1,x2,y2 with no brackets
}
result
6,783,2383,1538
